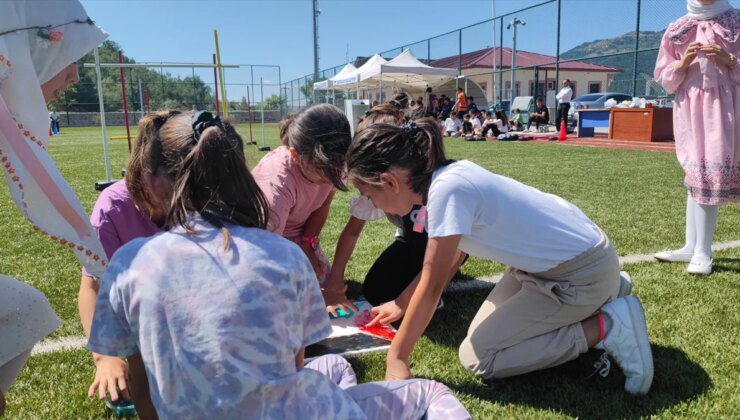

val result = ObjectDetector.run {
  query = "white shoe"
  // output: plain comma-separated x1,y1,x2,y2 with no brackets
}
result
654,250,693,263
618,271,632,298
687,257,713,275
596,296,653,395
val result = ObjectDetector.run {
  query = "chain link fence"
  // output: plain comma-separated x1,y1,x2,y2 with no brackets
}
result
284,0,738,112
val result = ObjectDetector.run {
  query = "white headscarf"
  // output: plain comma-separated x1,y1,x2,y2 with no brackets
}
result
0,0,109,278
686,0,733,20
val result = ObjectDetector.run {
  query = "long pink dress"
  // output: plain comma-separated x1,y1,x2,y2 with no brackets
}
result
654,9,740,205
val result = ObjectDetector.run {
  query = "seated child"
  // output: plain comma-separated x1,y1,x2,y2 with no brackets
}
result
509,108,524,131
88,110,471,419
443,114,462,137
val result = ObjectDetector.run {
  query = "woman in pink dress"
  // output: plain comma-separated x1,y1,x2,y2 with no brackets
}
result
654,0,739,275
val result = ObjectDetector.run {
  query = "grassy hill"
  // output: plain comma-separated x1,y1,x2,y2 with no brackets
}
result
561,31,666,95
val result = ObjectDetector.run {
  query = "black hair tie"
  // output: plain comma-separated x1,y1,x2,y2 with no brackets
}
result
191,111,223,142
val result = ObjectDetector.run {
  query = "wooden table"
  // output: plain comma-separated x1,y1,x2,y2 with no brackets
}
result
608,108,673,142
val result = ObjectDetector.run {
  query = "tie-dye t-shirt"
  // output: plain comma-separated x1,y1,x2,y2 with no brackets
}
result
88,215,364,419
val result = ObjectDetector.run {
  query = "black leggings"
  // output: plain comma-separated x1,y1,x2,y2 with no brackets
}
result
363,209,428,306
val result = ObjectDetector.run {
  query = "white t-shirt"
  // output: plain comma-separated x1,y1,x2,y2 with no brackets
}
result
426,161,601,273
493,119,508,133
556,87,573,104
444,117,461,132
471,118,482,130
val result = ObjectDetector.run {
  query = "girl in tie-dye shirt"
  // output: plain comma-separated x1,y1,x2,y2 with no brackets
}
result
88,110,470,419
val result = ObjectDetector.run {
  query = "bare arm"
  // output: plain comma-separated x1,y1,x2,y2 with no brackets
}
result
367,249,466,327
127,354,157,420
299,191,336,277
326,216,366,290
82,275,133,402
385,235,461,380
303,190,335,238
78,274,99,338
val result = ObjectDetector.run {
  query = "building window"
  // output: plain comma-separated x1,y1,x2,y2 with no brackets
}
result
588,82,602,94
504,81,521,100
529,81,546,97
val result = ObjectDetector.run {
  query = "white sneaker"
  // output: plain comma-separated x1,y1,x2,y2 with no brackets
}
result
618,271,632,298
687,256,713,275
654,249,693,263
596,296,653,395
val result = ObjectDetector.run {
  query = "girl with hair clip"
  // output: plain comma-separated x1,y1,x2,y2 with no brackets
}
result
329,105,467,322
346,118,654,395
251,104,357,315
653,0,739,275
88,110,471,419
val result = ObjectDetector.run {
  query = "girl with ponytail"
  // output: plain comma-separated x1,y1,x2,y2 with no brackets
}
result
87,110,471,419
347,117,654,395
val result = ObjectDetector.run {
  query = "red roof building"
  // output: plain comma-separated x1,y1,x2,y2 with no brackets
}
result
430,47,621,73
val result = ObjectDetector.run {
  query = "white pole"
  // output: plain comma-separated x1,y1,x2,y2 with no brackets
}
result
258,77,270,151
492,0,497,105
94,47,111,182
511,22,517,104
138,78,144,118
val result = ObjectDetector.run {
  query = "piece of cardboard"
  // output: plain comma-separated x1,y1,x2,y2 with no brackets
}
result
305,300,396,360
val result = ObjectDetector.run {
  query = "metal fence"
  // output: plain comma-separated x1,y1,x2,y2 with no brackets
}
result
283,0,729,112
53,62,283,126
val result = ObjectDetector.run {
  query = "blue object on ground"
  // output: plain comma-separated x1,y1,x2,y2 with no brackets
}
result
106,398,136,417
577,109,611,137
329,307,354,319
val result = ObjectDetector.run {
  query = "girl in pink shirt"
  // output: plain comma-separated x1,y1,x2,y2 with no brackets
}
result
252,104,356,315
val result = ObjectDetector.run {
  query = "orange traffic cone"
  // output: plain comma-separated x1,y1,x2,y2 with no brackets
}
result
558,119,567,142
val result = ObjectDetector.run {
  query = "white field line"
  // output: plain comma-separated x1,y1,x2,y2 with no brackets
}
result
31,240,740,356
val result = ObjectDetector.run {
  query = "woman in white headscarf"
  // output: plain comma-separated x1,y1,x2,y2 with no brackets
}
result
0,0,108,413
653,0,739,275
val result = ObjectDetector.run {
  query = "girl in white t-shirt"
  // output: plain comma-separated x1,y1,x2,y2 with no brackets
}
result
346,118,654,395
443,115,462,137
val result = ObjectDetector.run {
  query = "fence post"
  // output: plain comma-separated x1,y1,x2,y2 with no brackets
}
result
632,0,642,97
499,17,504,103
555,0,562,91
278,65,283,117
457,29,462,89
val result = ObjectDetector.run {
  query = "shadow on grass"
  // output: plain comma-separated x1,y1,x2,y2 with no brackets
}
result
417,288,712,417
447,345,711,419
713,257,740,274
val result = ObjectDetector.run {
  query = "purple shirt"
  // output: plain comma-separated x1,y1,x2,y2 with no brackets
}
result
82,180,163,278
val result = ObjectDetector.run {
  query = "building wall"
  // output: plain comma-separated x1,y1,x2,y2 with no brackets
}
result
461,68,617,104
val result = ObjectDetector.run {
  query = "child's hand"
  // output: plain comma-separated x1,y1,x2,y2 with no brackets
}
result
322,285,359,317
366,301,405,327
88,355,130,402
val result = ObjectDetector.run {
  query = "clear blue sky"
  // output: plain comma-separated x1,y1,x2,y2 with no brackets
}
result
81,0,739,99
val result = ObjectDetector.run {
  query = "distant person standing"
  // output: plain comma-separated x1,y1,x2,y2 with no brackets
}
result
49,110,60,134
453,87,468,119
424,87,437,117
555,79,573,130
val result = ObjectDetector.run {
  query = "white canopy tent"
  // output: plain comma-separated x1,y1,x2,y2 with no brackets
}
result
374,50,458,92
331,54,388,91
313,62,357,90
